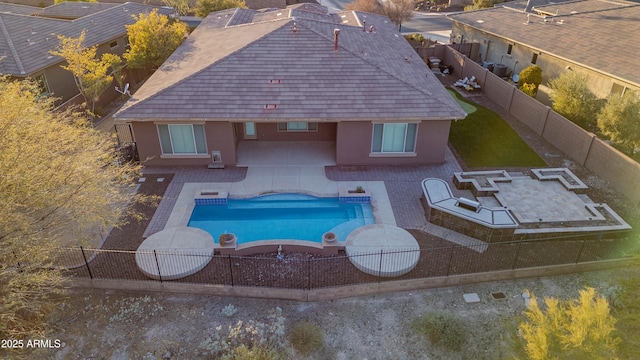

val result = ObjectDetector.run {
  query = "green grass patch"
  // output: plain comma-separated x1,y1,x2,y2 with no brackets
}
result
447,88,546,168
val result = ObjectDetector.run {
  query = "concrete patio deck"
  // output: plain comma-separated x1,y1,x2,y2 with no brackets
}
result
137,142,474,278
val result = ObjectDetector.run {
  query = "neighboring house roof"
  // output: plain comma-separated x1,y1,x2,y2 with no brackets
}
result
0,2,173,76
36,2,121,20
115,3,466,122
448,0,640,87
0,2,39,15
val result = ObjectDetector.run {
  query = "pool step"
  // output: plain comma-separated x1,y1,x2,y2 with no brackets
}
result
226,200,341,210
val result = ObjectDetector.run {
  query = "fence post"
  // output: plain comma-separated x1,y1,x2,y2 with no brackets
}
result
307,258,311,291
153,250,163,283
511,242,522,270
80,246,93,279
446,246,455,277
228,254,234,287
575,239,587,263
378,250,384,280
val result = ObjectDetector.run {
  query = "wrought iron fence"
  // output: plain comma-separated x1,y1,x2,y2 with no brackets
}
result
46,234,638,290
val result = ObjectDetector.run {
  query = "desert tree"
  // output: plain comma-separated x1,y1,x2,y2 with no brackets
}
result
611,252,640,359
162,0,194,16
511,287,620,360
124,9,188,70
345,0,414,31
464,0,505,11
50,30,123,116
549,71,602,131
597,90,640,156
0,76,146,338
194,0,247,18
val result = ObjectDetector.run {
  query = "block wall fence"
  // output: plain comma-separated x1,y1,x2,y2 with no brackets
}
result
438,45,640,206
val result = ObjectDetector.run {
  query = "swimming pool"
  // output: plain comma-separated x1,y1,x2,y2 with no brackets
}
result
188,193,374,244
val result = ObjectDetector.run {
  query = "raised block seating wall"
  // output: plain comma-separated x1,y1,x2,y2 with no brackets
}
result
452,170,512,197
421,178,518,242
531,168,588,193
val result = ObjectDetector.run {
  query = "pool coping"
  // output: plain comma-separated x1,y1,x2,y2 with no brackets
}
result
161,181,396,239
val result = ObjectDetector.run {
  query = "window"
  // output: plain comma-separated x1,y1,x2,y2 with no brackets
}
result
531,53,538,64
34,73,49,95
371,123,417,153
277,122,318,132
507,44,513,54
109,40,118,49
157,124,207,155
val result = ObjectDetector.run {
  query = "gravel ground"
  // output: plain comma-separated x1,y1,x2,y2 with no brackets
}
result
8,267,631,360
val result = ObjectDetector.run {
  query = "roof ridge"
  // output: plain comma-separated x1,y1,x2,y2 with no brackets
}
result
298,17,435,99
70,2,146,22
116,18,292,118
0,15,25,74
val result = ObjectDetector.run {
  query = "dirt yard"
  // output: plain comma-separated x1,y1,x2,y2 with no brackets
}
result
2,267,624,360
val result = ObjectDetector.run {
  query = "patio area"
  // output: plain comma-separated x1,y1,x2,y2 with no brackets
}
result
236,141,336,166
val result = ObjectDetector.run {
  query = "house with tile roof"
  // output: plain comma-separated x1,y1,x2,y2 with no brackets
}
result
113,3,466,167
0,1,173,106
448,0,640,98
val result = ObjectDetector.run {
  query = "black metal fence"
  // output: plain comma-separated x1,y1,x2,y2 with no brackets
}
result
48,234,638,290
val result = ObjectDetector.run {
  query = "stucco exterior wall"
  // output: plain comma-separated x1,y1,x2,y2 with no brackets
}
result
41,64,78,104
335,120,451,165
132,121,237,166
235,122,336,141
450,23,639,98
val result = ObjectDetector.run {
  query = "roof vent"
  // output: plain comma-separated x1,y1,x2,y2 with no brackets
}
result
292,22,297,32
334,28,340,51
269,79,282,84
369,25,374,32
265,104,278,109
362,20,366,31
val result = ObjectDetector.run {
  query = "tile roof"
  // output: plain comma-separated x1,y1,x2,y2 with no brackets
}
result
0,2,172,76
114,5,466,122
36,2,121,20
0,2,39,15
448,0,640,87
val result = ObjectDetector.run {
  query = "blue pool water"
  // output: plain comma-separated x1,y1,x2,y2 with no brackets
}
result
188,193,374,244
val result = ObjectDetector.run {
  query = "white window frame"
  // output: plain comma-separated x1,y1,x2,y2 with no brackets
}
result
370,123,418,154
157,124,208,156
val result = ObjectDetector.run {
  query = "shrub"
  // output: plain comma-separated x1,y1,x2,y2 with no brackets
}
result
221,345,285,360
404,33,425,45
518,65,542,97
520,83,538,97
198,307,286,358
412,311,466,351
518,65,542,87
290,321,324,356
549,71,601,130
222,304,238,317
